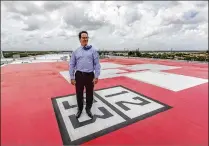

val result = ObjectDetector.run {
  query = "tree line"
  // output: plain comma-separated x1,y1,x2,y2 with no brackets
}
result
114,51,209,62
2,51,58,58
2,50,208,62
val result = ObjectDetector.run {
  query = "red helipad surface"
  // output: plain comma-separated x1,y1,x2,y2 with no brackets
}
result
1,58,208,146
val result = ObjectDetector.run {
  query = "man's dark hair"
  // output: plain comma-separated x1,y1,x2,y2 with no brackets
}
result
78,31,88,39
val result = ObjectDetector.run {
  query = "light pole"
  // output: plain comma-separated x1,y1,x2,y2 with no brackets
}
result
1,50,4,58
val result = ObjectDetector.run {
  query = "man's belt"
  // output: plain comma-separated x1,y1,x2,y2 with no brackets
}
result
76,70,94,75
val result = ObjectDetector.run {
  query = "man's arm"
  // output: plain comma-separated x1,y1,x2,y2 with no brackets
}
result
93,49,101,79
69,51,76,80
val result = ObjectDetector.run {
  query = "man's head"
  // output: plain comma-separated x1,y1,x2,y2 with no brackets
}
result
79,31,88,46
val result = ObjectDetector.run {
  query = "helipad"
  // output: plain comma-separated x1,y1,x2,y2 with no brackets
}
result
1,57,208,145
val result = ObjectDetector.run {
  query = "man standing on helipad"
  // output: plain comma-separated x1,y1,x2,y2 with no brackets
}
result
69,31,101,119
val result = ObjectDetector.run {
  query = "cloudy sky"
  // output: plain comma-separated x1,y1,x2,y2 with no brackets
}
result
1,1,208,51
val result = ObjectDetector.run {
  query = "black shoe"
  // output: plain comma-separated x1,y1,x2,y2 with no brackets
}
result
86,110,93,119
76,110,82,118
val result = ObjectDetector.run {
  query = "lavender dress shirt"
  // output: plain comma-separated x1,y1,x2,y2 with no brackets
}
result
69,45,101,80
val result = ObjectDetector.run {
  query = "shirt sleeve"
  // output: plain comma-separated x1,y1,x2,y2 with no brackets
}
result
69,51,76,80
93,49,101,78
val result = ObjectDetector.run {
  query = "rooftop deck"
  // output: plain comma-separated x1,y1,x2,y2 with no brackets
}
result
1,57,208,145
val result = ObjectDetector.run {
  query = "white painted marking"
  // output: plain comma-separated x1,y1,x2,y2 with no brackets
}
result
100,62,125,69
123,71,208,91
60,71,71,83
60,62,127,80
60,68,127,80
60,63,206,92
61,63,181,80
95,86,165,119
98,69,127,79
56,95,125,141
124,64,180,71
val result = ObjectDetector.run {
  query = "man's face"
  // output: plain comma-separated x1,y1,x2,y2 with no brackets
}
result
80,33,88,46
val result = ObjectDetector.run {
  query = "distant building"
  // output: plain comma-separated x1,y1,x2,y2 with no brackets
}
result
1,50,4,58
13,54,20,59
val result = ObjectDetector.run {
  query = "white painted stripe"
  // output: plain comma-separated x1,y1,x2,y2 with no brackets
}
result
60,68,127,80
124,64,180,71
123,71,208,92
100,62,126,69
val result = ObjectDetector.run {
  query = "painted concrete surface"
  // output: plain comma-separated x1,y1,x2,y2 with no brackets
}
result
1,58,208,146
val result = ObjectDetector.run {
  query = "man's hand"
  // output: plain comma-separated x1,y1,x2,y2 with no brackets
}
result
71,79,76,85
93,78,98,85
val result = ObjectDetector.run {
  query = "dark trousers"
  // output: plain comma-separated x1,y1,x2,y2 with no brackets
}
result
75,71,94,111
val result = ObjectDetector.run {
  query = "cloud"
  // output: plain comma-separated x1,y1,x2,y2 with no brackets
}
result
22,15,46,31
43,1,69,11
3,1,45,16
1,1,208,51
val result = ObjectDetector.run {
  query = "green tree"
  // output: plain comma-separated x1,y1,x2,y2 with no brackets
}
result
136,51,141,57
128,51,134,56
160,53,167,59
184,56,192,61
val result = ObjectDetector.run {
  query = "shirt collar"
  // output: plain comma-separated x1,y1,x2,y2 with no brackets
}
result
81,45,92,50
